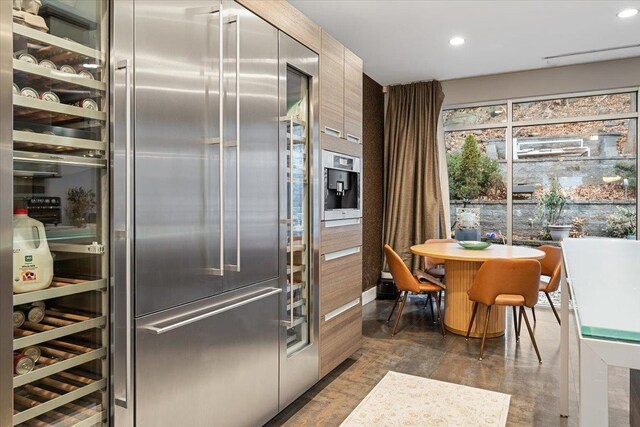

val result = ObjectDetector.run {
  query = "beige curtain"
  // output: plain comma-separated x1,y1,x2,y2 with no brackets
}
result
383,81,445,271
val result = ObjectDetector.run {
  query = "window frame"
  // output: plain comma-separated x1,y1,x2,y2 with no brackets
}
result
441,87,640,244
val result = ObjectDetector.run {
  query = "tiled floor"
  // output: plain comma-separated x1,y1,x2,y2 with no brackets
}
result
267,297,631,426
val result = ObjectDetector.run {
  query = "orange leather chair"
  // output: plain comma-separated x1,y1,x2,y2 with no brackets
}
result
423,238,457,279
530,245,562,325
420,238,456,320
384,244,445,337
465,258,542,363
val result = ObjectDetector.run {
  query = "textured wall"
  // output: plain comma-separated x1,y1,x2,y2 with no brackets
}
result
441,57,640,106
362,74,385,291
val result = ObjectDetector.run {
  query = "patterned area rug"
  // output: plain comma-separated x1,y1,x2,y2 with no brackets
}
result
339,371,510,427
536,284,573,309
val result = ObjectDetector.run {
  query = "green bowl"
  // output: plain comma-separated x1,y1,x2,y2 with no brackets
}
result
457,241,491,250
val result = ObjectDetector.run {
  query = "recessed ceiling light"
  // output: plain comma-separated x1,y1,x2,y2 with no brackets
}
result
617,8,638,18
449,37,465,46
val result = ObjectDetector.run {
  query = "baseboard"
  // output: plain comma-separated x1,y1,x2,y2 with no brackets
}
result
362,287,377,306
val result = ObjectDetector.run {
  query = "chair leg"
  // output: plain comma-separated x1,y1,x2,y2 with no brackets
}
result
391,292,408,337
520,306,542,364
428,293,436,322
386,291,402,324
518,306,523,338
434,292,446,337
466,302,479,341
479,306,492,361
424,292,432,309
531,305,536,323
546,292,561,325
512,306,520,342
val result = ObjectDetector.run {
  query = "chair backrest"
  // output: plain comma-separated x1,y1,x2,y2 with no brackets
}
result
468,258,541,307
384,244,420,293
537,245,562,293
423,238,457,270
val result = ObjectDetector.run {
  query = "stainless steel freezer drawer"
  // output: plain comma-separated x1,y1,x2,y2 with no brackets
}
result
134,284,281,427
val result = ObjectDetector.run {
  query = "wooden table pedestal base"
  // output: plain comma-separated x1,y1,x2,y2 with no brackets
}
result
444,259,505,338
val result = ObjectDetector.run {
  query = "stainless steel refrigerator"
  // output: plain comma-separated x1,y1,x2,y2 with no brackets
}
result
112,1,319,426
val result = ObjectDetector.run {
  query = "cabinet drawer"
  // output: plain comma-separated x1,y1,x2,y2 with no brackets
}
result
320,54,344,137
344,48,363,143
320,300,362,378
135,289,280,426
320,249,362,315
320,132,362,158
321,220,362,254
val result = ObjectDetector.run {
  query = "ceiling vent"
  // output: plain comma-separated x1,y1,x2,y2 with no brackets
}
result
543,44,640,66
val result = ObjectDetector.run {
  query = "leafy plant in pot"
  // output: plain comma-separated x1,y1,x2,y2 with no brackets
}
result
538,180,570,241
66,187,96,228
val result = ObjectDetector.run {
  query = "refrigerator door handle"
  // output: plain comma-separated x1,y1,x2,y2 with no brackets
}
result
224,13,241,273
288,117,294,325
208,6,225,276
114,58,133,409
143,288,281,334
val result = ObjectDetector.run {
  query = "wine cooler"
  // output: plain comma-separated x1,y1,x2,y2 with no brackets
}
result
2,0,109,425
278,32,320,410
1,2,323,426
283,78,310,355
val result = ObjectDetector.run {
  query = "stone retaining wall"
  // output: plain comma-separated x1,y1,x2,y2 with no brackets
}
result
492,157,636,188
450,200,635,238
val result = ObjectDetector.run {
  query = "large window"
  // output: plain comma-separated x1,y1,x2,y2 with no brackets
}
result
443,89,638,245
445,128,507,243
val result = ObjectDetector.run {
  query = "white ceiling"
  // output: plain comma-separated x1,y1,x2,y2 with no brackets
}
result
289,0,640,85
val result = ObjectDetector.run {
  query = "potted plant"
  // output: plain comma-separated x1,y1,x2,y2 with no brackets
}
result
66,187,96,228
538,180,570,241
604,207,636,239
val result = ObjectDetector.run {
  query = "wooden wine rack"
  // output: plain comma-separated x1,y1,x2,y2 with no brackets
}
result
14,95,105,125
14,369,106,426
13,277,107,308
13,24,104,63
14,314,106,351
13,59,106,93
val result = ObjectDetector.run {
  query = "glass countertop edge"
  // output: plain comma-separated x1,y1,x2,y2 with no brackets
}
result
572,290,640,343
580,325,640,344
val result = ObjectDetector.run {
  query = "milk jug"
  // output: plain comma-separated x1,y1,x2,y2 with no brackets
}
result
13,208,53,293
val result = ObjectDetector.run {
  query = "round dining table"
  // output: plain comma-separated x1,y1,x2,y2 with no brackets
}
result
410,242,545,338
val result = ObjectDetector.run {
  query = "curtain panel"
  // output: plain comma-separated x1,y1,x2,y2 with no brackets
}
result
383,81,446,271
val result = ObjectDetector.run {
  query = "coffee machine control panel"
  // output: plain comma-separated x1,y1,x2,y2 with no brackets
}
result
332,155,354,170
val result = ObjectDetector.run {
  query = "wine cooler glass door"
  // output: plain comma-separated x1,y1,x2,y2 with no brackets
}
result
277,29,319,412
285,67,310,355
10,0,110,425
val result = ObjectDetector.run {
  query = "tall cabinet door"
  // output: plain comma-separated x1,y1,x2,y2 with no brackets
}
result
344,48,363,143
134,1,222,316
320,30,344,138
221,1,279,292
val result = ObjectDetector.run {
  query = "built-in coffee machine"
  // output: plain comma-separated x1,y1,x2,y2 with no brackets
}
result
322,150,361,220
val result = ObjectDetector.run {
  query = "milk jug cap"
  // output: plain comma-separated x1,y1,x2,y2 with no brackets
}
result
14,208,28,215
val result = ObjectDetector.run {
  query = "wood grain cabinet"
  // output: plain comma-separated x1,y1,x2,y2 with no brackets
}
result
236,0,321,52
320,30,345,138
320,249,362,316
320,219,362,254
318,239,363,379
319,30,363,144
319,298,362,378
318,31,364,379
343,48,363,143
